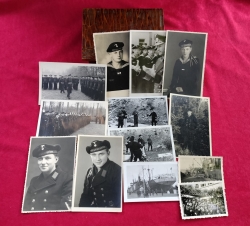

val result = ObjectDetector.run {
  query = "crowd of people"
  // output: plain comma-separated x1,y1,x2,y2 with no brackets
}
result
42,74,105,101
182,197,226,217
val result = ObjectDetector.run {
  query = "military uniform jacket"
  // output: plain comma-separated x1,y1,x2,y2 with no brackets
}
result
23,166,73,211
79,159,121,208
107,60,129,91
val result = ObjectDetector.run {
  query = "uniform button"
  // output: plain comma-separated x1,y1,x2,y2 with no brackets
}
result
34,192,37,195
102,194,104,197
45,190,48,194
94,198,97,200
43,207,46,210
93,192,96,195
44,199,47,202
32,199,35,203
104,200,106,203
101,188,104,191
31,207,34,210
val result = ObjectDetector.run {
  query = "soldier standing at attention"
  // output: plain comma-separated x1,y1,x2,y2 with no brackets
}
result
106,42,129,92
59,75,65,93
53,75,58,90
23,144,73,211
48,75,53,90
79,140,121,208
66,74,73,99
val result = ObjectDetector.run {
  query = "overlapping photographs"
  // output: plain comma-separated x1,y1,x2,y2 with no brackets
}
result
94,31,129,98
39,62,107,104
124,162,178,202
22,136,76,213
108,97,168,128
178,156,223,183
130,30,167,96
179,182,228,219
72,135,123,212
169,94,212,157
108,126,176,162
163,31,207,97
37,100,108,137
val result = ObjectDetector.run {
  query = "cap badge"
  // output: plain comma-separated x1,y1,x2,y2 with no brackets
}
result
93,141,97,147
114,44,118,47
41,145,45,150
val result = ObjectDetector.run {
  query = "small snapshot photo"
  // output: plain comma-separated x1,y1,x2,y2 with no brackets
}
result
124,162,179,202
22,136,76,213
108,97,168,128
94,31,129,98
72,135,123,212
169,94,211,157
37,100,107,137
109,126,175,162
130,30,167,96
39,62,106,104
163,31,207,97
178,156,223,183
179,182,228,219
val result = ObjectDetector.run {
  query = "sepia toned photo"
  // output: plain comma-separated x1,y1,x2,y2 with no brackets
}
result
39,62,106,104
108,96,168,128
130,30,167,96
124,162,179,202
94,31,129,98
37,100,108,137
72,135,123,212
178,156,223,183
163,31,207,97
169,94,212,157
179,182,228,219
109,126,175,162
22,136,76,213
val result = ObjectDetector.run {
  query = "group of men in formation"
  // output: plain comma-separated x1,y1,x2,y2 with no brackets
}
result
42,74,105,101
125,135,153,162
131,34,166,93
38,111,91,136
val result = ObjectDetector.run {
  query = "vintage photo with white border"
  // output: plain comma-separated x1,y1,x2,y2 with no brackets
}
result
130,30,167,96
178,156,224,183
163,31,208,97
72,135,123,212
94,31,129,98
22,136,76,213
39,62,107,104
108,126,176,162
108,96,168,128
179,181,228,219
169,94,212,157
37,100,108,137
124,162,178,202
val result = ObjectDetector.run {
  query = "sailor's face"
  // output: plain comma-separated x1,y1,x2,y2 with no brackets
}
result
187,111,192,116
38,154,58,174
181,46,192,58
156,43,165,56
148,49,155,57
133,49,140,57
90,150,109,168
109,50,123,63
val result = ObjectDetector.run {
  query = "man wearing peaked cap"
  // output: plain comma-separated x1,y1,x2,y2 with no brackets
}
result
79,140,121,208
106,42,129,92
23,144,73,212
168,38,200,96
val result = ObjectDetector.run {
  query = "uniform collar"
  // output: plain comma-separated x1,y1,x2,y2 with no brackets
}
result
107,60,129,69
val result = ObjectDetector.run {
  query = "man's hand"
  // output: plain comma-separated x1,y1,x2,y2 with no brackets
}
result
132,60,141,73
176,87,183,92
142,64,156,78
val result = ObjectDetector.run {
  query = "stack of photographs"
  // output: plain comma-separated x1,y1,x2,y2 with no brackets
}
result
22,26,228,218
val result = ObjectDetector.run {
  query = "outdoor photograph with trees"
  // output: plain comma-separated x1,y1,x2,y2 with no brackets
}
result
170,94,211,156
37,100,107,136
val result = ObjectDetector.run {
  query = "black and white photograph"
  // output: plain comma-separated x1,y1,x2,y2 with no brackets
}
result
22,136,76,213
109,126,176,162
72,135,123,212
163,31,207,97
94,31,129,98
169,94,211,157
37,100,108,137
39,62,106,104
179,182,228,219
124,162,178,202
130,30,167,96
108,97,168,128
178,156,223,183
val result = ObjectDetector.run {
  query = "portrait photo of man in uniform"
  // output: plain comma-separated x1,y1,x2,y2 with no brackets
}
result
22,136,76,213
94,31,129,98
163,31,208,97
130,30,167,96
72,136,123,212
